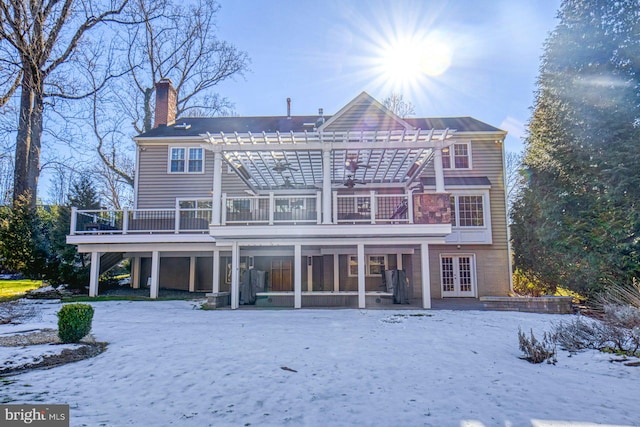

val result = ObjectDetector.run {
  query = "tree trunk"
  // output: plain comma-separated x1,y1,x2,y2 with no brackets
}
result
13,68,44,208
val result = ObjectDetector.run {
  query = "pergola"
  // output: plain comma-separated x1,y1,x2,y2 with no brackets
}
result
201,128,453,193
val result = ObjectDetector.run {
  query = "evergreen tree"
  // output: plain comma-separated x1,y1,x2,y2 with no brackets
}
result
512,0,640,297
50,175,102,287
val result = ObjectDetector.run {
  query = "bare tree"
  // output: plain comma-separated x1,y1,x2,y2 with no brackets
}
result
96,0,249,187
383,93,415,118
0,0,131,207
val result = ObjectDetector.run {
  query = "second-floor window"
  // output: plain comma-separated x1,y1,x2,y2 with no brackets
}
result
170,147,204,173
450,195,485,227
442,143,471,169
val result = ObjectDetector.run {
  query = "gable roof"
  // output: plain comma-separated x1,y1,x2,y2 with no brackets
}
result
317,91,412,132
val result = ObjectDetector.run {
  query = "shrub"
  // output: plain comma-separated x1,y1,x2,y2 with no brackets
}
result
512,268,556,297
518,328,557,364
57,303,94,343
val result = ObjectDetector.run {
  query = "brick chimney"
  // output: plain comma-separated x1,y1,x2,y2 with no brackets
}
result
154,78,177,128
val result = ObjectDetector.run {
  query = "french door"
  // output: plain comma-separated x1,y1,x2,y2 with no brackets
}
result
440,255,476,297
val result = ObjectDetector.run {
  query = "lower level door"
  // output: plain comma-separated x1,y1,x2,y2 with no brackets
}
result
441,255,476,297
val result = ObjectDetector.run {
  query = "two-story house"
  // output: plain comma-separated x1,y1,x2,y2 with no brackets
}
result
67,79,511,309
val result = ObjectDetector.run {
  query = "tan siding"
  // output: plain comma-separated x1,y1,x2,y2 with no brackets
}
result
323,104,405,131
136,145,251,208
427,245,511,297
421,139,509,251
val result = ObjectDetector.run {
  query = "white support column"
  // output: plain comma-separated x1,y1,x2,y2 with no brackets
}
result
370,190,376,224
268,192,275,225
230,242,240,309
434,147,445,193
70,207,77,236
122,207,129,234
150,250,160,299
174,199,180,233
307,257,313,292
397,253,403,271
131,257,141,289
211,149,223,225
189,256,196,292
421,243,431,309
333,254,340,292
212,249,220,293
294,245,302,308
89,251,101,297
434,129,449,193
357,243,365,308
322,149,332,224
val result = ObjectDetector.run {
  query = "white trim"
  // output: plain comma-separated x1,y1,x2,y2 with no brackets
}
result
333,254,340,292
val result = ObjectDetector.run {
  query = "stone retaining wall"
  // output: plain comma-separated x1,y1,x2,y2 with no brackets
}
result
479,296,573,314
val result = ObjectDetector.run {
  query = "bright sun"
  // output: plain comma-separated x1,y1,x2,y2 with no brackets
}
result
378,36,452,88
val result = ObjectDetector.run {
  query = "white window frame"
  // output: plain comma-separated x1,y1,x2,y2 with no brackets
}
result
177,198,213,218
446,189,492,244
442,142,472,170
348,254,388,277
450,194,486,228
168,146,205,174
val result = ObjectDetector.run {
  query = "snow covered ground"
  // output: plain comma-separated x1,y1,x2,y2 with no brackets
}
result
1,300,639,427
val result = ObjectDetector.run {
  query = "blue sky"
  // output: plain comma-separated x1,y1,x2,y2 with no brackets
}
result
213,0,561,153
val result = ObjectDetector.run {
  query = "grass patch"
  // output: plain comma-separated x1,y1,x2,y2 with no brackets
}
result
0,280,43,301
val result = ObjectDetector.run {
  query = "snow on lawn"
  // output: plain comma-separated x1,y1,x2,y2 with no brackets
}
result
1,300,639,427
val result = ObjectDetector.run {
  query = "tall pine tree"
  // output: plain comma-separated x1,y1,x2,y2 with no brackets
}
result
512,0,640,297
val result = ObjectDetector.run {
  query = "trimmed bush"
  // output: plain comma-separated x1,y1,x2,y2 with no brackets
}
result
57,303,94,343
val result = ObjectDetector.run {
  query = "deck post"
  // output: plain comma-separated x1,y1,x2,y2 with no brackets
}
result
189,256,196,292
150,250,160,299
230,242,240,309
212,249,220,293
122,207,129,234
421,243,431,309
211,149,223,225
89,251,101,297
70,207,77,235
357,243,365,308
322,148,332,224
333,254,339,292
434,130,449,193
294,244,302,308
131,257,141,289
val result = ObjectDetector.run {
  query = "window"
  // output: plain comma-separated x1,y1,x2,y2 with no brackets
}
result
348,255,388,276
450,195,484,227
169,147,204,173
442,143,471,169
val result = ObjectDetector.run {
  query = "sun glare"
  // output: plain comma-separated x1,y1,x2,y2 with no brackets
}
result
378,36,452,89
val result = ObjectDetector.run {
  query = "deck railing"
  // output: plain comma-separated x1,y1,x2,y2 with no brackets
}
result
70,191,430,235
223,193,320,225
334,193,411,224
70,207,210,235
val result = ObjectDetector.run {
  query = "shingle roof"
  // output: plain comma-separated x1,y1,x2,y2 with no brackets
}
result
136,115,503,138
